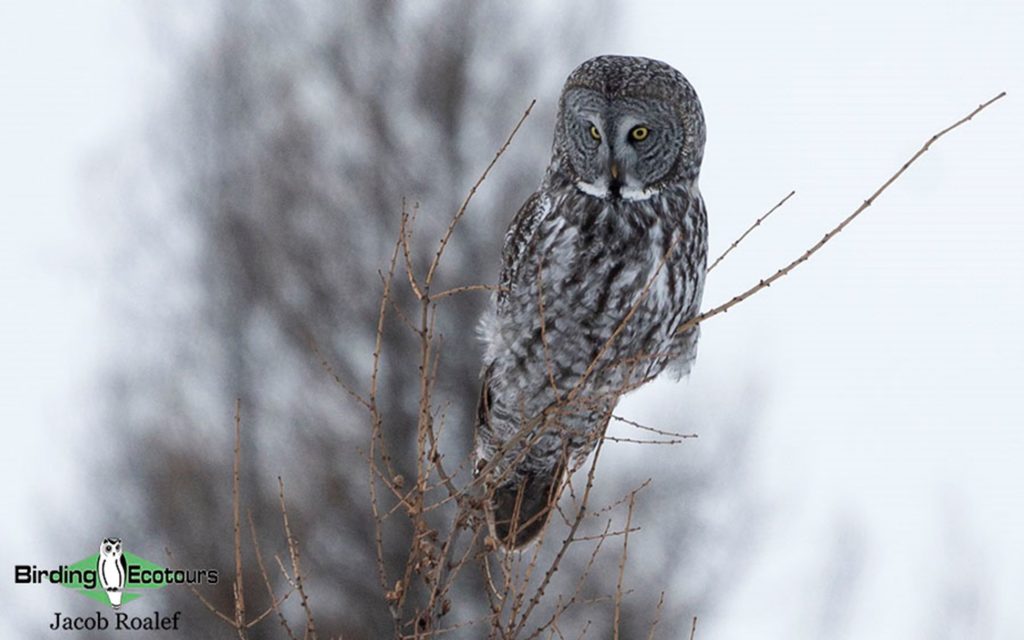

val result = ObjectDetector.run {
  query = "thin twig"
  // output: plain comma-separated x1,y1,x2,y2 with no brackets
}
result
644,591,666,640
278,477,318,640
584,479,652,521
232,399,247,639
309,336,370,410
400,202,426,301
609,414,698,440
430,283,502,301
165,546,236,626
248,511,299,640
525,519,614,640
380,269,422,337
707,190,796,273
612,490,638,640
424,100,536,288
604,435,691,445
509,434,609,637
369,224,404,633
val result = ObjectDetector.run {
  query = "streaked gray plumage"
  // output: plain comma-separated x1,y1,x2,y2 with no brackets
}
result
476,55,708,547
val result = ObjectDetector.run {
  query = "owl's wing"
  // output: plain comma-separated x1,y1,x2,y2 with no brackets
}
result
496,191,548,315
119,553,128,584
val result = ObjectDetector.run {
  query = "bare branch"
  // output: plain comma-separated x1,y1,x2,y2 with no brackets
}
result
610,414,698,440
309,336,371,410
400,202,426,302
164,546,236,627
612,490,638,640
677,91,1007,337
429,283,502,301
248,510,300,640
232,399,247,639
278,477,319,640
644,591,666,640
707,190,795,273
424,100,536,289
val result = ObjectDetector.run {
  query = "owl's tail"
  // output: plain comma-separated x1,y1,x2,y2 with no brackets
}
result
490,461,565,549
477,365,566,549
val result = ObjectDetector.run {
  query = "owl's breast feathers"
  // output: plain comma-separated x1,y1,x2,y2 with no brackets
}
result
486,183,707,401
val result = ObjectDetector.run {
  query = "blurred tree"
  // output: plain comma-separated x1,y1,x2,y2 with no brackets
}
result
88,1,754,637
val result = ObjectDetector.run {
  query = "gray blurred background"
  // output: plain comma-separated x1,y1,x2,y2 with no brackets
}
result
2,0,1021,638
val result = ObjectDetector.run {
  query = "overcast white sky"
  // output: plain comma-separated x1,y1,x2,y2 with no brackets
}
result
1,1,1021,638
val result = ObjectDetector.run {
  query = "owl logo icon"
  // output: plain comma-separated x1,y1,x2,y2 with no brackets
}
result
97,537,127,609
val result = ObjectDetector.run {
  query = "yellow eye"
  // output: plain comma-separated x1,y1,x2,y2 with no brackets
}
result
589,125,601,141
630,126,649,142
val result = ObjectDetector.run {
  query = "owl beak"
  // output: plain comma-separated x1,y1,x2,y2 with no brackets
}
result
608,162,622,199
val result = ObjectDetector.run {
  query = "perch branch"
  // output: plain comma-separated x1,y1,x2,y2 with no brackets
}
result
677,91,1007,337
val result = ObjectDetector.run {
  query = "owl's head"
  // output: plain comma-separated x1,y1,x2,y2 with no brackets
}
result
100,537,123,559
553,55,705,200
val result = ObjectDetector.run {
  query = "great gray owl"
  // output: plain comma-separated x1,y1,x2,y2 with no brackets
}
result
476,55,708,548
